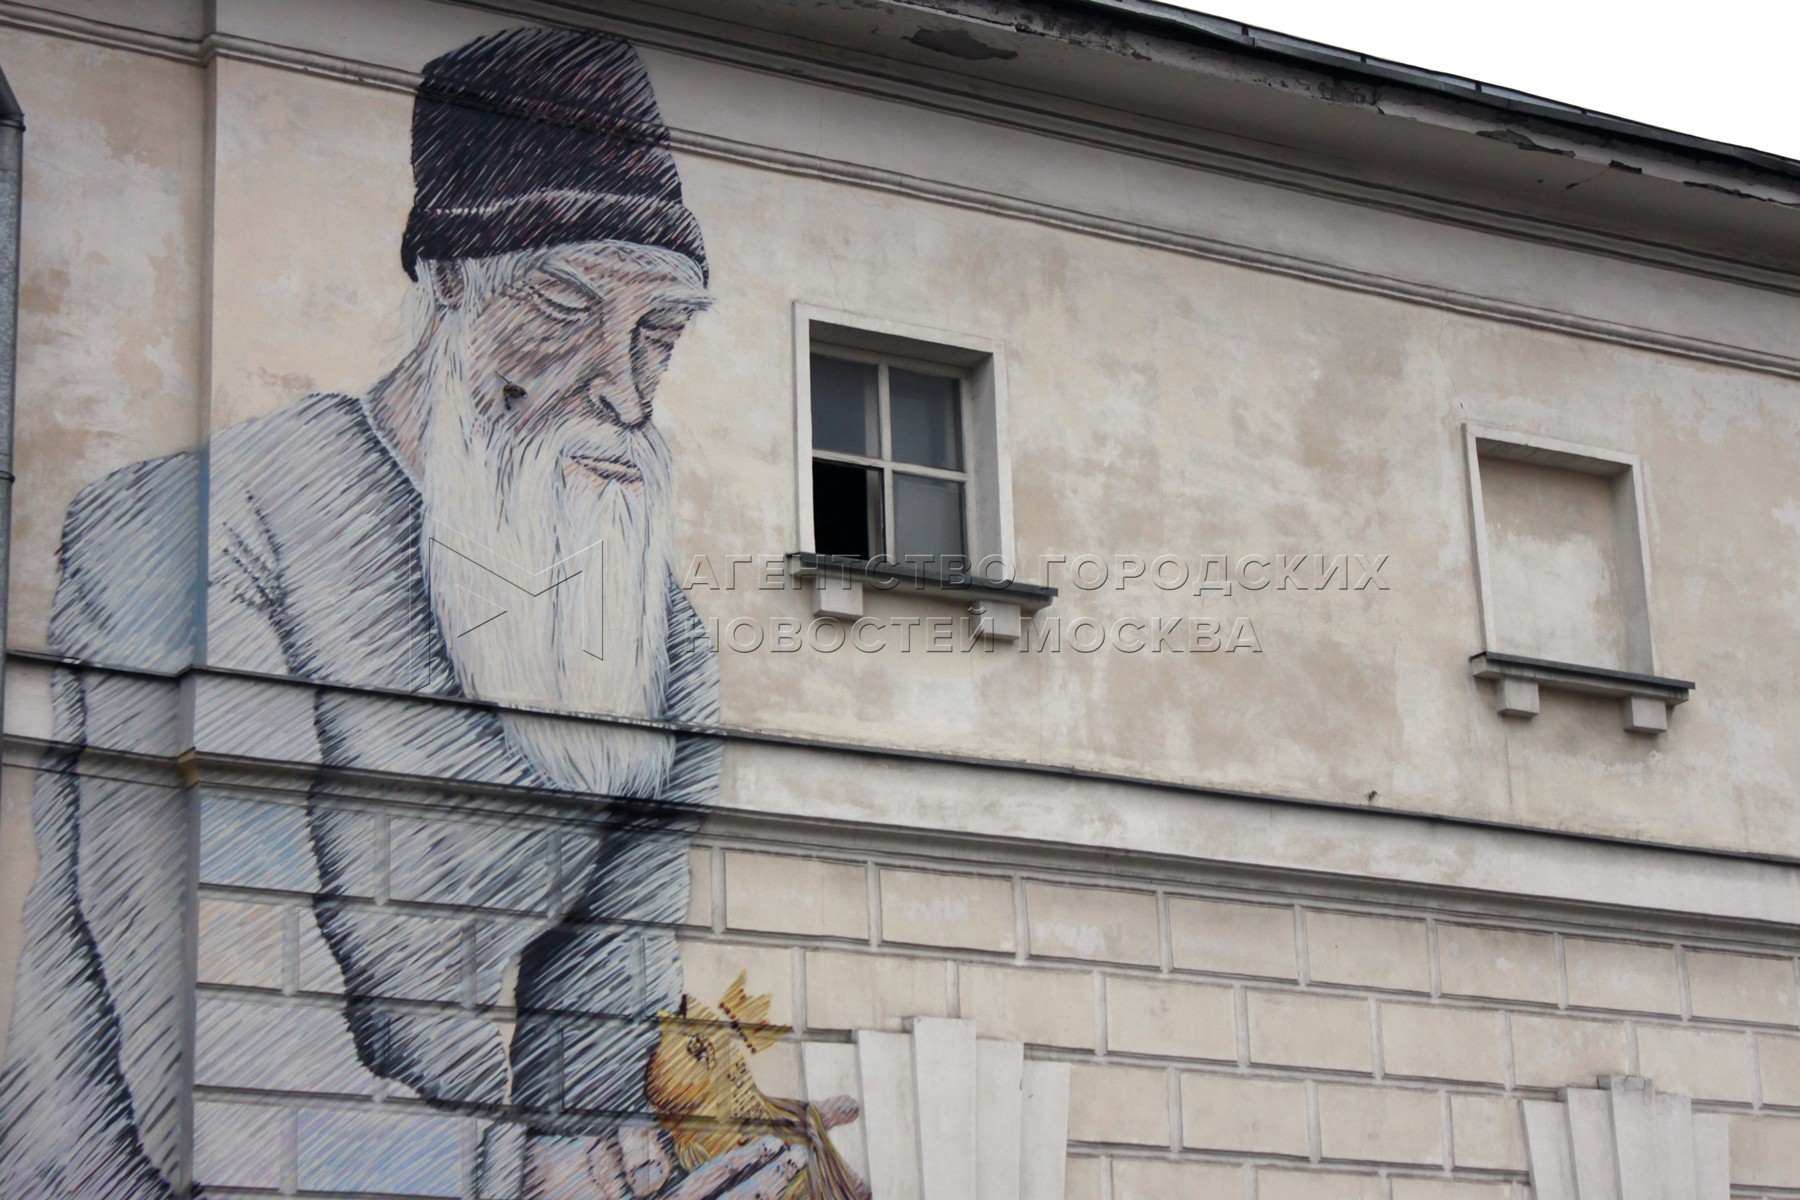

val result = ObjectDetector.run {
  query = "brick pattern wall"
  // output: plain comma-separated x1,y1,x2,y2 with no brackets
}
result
195,788,677,1197
186,786,1800,1198
687,847,1800,1199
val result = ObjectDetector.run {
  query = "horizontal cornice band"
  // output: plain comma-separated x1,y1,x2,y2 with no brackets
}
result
6,726,1798,951
10,649,1800,878
6,2,1800,384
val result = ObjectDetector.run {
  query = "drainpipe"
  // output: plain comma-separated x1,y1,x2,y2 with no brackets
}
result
0,65,21,738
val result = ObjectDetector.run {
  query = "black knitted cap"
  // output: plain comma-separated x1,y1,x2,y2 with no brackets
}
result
401,28,707,282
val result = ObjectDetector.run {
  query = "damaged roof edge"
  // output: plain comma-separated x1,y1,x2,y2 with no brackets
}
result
1056,0,1800,183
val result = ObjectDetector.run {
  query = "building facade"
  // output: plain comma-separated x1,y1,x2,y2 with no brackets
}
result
1,0,1798,1197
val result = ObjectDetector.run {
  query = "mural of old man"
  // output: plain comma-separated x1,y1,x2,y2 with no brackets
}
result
0,27,853,1200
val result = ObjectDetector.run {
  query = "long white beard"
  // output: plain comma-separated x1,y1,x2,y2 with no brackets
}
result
417,343,676,799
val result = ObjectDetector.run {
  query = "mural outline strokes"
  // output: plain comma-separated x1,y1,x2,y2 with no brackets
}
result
0,27,864,1200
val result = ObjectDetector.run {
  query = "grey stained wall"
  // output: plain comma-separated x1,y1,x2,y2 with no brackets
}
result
5,8,1800,858
1,0,1799,1197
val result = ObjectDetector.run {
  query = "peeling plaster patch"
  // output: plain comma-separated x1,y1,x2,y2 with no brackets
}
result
907,26,1017,60
1774,499,1800,533
253,367,318,398
1681,178,1793,206
1476,128,1575,157
1563,163,1611,192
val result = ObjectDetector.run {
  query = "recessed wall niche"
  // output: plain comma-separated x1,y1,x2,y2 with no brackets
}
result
1463,426,1691,733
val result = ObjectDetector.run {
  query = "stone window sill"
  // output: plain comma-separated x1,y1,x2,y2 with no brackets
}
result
788,552,1056,641
1469,651,1694,734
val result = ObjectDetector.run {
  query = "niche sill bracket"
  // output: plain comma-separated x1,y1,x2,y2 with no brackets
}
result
1470,652,1693,734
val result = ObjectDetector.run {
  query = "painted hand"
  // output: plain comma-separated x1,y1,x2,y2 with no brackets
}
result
567,1131,802,1200
651,1094,865,1200
644,1137,807,1200
521,1129,803,1200
522,1096,860,1199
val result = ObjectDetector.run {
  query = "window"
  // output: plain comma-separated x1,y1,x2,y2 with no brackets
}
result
809,349,969,570
791,305,1051,637
1464,425,1691,733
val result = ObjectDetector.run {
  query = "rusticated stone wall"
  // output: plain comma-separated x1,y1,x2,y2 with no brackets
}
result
679,844,1800,1198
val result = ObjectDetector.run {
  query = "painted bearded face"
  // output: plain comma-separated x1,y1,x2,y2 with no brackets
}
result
415,241,708,796
450,242,710,493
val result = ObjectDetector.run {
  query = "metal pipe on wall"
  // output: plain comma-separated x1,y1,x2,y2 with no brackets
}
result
0,66,21,736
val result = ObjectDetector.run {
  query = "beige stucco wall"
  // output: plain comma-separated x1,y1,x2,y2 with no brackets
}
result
679,152,1800,858
0,7,1797,1192
4,7,1799,861
205,56,415,437
5,28,206,652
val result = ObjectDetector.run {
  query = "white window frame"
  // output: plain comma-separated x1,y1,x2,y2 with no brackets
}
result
1463,423,1690,732
806,344,974,565
793,303,1016,570
792,303,1043,638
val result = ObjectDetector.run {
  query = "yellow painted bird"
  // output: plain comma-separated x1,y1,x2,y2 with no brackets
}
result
645,971,868,1200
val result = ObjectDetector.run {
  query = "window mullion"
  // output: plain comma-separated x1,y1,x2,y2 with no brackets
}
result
882,466,896,560
877,364,893,461
885,463,968,483
957,375,972,551
878,365,895,558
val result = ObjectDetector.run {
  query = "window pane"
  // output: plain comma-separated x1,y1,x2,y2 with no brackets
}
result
810,355,878,456
889,368,962,470
812,460,882,559
893,473,966,568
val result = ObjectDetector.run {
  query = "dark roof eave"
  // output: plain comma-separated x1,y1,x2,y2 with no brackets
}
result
1051,0,1800,184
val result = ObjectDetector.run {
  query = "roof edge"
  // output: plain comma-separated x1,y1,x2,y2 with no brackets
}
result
1051,0,1800,183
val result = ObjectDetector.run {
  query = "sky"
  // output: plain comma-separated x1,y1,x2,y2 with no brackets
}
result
1155,0,1800,162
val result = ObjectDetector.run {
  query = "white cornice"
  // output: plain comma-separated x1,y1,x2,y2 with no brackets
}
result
8,654,1800,942
5,0,1800,383
0,1,194,60
7,731,1798,950
677,125,1800,382
458,0,1800,283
